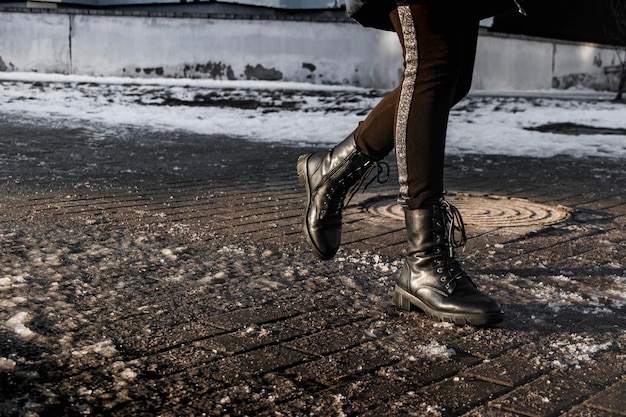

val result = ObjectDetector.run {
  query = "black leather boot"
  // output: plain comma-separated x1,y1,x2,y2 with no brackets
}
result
393,201,504,326
297,132,381,260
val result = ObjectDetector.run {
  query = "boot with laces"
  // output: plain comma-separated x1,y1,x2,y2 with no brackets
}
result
297,132,385,260
393,200,504,326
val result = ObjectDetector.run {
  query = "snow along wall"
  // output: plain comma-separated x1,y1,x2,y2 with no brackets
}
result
0,9,622,91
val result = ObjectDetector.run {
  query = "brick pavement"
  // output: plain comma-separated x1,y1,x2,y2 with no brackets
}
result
0,112,625,416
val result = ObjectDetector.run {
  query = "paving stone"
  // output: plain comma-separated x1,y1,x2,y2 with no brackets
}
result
115,319,225,356
324,376,417,413
461,405,529,416
203,345,312,383
190,309,366,355
283,322,374,356
192,324,303,355
2,107,626,416
562,404,626,417
362,377,508,417
488,357,626,417
204,303,306,331
584,380,626,416
489,373,590,416
462,350,545,388
459,333,574,388
140,344,222,377
133,372,225,414
286,342,397,387
452,328,527,359
374,353,478,389
567,352,626,386
280,306,371,332
191,374,308,416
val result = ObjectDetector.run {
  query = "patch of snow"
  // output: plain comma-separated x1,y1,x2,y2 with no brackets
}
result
71,339,119,358
5,312,35,339
0,357,17,371
415,341,456,358
119,368,138,380
217,245,246,255
550,336,612,367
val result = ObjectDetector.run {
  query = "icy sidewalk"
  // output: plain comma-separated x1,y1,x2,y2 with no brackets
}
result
1,74,626,416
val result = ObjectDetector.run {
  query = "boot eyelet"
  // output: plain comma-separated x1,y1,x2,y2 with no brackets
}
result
436,268,443,274
440,276,446,282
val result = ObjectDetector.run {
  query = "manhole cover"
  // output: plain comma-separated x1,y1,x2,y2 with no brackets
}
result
365,192,571,228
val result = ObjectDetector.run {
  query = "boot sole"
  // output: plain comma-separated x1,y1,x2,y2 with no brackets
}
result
393,285,504,327
297,154,334,260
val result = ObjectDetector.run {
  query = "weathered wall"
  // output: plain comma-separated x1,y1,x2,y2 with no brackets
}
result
0,9,622,91
473,35,555,90
69,14,402,88
551,42,624,91
0,12,70,73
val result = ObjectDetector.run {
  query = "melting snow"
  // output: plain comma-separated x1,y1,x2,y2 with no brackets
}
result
5,312,35,339
1,72,625,159
414,341,457,358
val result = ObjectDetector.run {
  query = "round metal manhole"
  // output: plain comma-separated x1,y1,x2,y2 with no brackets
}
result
365,192,571,229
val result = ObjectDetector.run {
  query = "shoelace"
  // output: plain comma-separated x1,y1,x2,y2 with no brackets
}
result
440,198,467,258
513,0,527,16
324,161,390,216
435,199,469,290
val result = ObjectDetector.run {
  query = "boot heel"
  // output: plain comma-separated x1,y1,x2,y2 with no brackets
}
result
393,287,413,311
297,154,310,187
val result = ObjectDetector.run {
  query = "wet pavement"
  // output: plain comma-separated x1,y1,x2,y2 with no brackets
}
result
1,106,625,416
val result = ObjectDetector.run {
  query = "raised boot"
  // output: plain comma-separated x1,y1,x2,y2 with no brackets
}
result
393,201,504,326
297,132,380,260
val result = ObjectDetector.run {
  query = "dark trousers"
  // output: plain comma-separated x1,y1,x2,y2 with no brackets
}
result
354,2,479,209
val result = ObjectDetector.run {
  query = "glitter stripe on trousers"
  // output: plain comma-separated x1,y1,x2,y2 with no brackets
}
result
394,1,418,205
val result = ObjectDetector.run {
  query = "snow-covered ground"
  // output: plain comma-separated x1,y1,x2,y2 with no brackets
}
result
1,73,626,416
1,72,625,158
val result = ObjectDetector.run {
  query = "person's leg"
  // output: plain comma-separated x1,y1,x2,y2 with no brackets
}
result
353,87,398,161
296,132,379,260
353,0,478,193
390,1,503,326
393,0,475,209
295,0,479,262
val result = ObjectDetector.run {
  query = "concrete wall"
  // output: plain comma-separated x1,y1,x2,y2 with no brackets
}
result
68,14,402,88
0,12,70,73
552,42,625,91
0,9,622,91
473,35,555,90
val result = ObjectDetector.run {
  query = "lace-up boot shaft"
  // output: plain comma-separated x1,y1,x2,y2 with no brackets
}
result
393,202,504,326
297,132,379,260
